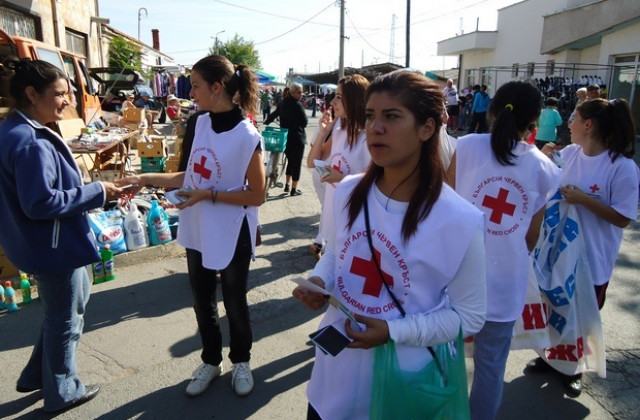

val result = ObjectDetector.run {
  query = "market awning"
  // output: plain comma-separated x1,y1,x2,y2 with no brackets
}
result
255,70,277,84
292,76,317,86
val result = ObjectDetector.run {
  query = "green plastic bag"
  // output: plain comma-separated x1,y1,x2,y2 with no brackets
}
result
370,329,470,420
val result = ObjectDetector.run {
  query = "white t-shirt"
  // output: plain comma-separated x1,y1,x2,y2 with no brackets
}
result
557,144,639,285
455,133,561,321
443,86,458,107
178,114,262,269
307,175,486,420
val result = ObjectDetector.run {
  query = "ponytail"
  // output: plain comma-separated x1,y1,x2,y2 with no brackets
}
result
488,81,541,166
230,64,259,116
577,98,635,161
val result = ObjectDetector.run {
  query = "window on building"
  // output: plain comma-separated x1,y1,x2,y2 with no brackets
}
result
512,64,519,78
0,6,38,39
546,60,555,76
65,29,87,58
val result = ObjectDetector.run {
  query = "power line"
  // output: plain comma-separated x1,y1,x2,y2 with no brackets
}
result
254,2,335,46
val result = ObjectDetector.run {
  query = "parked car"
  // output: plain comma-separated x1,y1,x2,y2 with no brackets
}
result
89,67,166,123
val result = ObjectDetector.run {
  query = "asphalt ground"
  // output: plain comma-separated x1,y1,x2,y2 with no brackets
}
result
0,112,638,419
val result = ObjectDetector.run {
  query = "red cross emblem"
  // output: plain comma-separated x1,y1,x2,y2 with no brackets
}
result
589,184,600,193
482,188,516,224
333,160,343,174
350,249,394,297
193,156,212,180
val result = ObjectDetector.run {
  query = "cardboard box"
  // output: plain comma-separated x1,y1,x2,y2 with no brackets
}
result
0,247,19,278
122,107,146,123
137,137,167,157
165,155,180,173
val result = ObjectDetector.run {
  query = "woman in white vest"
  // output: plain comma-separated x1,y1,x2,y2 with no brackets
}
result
293,71,487,420
306,74,371,259
531,98,639,396
446,81,561,420
116,55,264,398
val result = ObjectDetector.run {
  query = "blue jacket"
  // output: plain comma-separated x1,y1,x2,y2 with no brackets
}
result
0,111,105,274
472,91,491,113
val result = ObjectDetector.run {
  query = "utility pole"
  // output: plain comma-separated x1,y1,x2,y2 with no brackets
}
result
137,7,147,41
405,0,410,68
390,14,396,64
338,0,345,79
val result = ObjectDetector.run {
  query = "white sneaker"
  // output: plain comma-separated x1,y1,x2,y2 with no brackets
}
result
231,362,254,396
185,363,222,397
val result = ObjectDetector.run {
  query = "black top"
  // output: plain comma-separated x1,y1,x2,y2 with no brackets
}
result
277,96,308,147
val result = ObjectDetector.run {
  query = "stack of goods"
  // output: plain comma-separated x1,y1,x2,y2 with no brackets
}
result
138,136,167,173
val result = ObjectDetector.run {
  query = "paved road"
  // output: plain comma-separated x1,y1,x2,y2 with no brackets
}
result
0,114,638,419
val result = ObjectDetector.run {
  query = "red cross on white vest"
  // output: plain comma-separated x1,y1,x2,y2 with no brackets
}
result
589,184,600,193
349,248,393,297
482,187,516,224
193,156,212,180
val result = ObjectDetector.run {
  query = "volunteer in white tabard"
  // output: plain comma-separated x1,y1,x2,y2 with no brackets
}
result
447,81,561,420
116,55,265,398
306,75,371,259
535,97,639,397
294,71,487,420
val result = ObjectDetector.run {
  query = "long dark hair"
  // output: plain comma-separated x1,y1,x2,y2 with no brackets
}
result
338,74,369,149
576,98,635,161
192,54,259,115
347,71,444,243
0,57,68,109
489,81,542,165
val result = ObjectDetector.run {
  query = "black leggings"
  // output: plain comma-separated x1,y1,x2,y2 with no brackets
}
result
284,141,305,182
186,218,253,366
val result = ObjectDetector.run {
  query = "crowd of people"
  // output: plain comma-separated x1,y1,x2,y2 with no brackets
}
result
1,53,638,419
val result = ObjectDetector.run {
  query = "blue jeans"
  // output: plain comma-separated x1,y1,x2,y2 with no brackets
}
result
469,320,516,420
17,267,91,412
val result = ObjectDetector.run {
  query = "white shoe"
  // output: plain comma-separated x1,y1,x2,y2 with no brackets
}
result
185,363,222,397
231,362,254,396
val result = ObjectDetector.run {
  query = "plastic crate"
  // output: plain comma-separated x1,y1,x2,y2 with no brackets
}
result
262,127,288,153
141,156,166,173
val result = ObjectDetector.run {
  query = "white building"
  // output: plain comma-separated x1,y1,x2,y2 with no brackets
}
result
437,0,640,132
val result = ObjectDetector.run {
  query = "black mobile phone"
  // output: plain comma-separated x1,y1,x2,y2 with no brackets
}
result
310,325,351,357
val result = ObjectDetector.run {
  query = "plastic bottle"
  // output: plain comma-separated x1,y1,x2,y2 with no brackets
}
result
0,282,6,310
124,202,149,251
101,244,115,282
20,273,31,304
4,280,18,312
147,200,172,245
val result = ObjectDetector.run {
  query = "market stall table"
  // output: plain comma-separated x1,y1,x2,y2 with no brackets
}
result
69,128,137,181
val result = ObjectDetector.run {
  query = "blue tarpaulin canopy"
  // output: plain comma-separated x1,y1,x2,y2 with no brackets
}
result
256,70,277,84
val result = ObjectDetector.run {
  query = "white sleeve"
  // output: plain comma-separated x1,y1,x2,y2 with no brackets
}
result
387,227,487,346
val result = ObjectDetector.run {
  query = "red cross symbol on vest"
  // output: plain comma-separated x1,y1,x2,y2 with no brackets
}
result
193,156,212,180
333,160,343,174
589,184,600,193
349,248,394,297
482,187,516,224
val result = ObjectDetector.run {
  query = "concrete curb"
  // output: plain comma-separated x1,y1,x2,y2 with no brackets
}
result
114,239,185,268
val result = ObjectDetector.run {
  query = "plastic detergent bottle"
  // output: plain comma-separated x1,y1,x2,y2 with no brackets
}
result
124,202,149,251
92,247,104,285
0,281,6,310
101,244,115,282
4,280,18,312
20,273,31,304
147,200,172,245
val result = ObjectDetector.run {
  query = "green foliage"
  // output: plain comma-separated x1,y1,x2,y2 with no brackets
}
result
108,36,142,72
209,34,262,70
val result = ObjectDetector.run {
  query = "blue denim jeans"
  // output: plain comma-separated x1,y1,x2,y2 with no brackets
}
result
17,266,91,412
187,218,253,366
469,320,516,420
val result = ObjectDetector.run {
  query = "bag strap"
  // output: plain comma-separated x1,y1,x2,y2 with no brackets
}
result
362,198,447,383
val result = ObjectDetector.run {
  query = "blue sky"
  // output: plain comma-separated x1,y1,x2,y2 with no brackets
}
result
98,0,519,81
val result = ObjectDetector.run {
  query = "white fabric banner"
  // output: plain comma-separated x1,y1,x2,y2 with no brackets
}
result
532,192,606,378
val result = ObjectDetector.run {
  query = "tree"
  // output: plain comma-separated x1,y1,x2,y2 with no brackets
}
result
210,34,262,70
108,36,142,72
